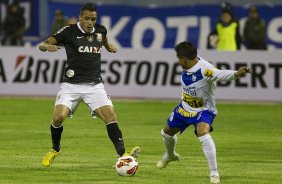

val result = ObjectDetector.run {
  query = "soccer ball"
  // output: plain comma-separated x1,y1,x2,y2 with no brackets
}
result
115,156,138,176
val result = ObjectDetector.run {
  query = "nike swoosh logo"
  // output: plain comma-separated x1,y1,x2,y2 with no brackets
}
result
77,36,84,39
118,138,123,141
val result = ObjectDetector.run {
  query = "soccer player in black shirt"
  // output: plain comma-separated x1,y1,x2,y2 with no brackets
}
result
39,3,140,167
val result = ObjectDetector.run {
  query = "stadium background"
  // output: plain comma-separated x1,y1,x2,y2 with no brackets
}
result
0,1,282,184
1,0,282,49
0,0,281,101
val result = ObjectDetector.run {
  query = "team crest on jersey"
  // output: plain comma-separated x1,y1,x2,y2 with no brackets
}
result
87,35,94,42
96,33,102,42
192,75,197,81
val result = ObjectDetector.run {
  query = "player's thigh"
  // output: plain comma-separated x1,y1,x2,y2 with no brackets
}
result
163,124,180,136
95,105,117,123
167,106,194,134
83,84,113,117
55,83,82,116
195,110,216,136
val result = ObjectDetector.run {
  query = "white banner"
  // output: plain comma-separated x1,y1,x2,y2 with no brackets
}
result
0,47,281,102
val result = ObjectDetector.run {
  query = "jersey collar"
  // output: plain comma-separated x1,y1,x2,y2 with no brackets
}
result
77,22,95,34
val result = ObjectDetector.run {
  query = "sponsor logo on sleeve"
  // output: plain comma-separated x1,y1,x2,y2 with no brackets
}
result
204,69,214,77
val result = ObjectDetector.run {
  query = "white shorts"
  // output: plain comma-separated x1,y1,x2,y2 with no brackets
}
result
55,82,113,117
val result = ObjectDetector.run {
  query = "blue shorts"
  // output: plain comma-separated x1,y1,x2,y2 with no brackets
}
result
167,103,216,134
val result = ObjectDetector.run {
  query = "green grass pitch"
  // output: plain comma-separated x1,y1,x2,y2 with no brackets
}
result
0,97,282,184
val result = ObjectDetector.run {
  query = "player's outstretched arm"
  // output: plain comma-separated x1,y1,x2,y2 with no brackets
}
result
103,36,117,53
234,67,253,78
39,37,60,52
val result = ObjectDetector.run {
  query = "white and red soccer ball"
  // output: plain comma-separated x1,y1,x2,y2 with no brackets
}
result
115,156,138,176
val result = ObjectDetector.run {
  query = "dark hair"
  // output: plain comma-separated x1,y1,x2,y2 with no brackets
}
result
249,6,258,13
221,8,232,16
174,41,197,60
80,3,96,15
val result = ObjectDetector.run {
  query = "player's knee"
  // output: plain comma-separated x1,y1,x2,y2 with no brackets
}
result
161,129,172,139
161,127,177,138
197,130,209,137
196,122,210,137
52,114,66,125
109,110,117,119
95,106,117,123
103,111,117,123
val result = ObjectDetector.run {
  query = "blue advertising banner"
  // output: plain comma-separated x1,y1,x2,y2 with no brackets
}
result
47,2,282,49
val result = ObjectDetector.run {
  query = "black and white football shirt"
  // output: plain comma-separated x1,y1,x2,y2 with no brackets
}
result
53,22,107,84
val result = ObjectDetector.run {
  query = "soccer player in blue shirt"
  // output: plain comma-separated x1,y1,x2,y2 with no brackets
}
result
156,41,252,183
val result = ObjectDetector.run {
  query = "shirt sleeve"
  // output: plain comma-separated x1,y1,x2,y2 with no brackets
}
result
100,25,107,36
95,24,107,39
202,62,236,82
101,26,107,41
52,25,70,45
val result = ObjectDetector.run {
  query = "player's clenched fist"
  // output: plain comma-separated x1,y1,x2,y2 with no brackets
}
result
234,67,253,78
39,43,60,52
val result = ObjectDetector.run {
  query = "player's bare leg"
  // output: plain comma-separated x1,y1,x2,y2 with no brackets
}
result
156,125,180,169
197,122,220,183
42,105,69,167
95,105,140,158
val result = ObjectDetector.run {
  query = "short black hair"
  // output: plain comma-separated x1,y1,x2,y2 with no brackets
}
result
174,41,197,60
80,3,96,15
221,8,232,16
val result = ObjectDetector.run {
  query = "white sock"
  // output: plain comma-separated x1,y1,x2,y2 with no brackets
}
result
198,134,219,176
161,129,177,158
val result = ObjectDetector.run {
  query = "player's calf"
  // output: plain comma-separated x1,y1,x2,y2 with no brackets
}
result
106,122,125,157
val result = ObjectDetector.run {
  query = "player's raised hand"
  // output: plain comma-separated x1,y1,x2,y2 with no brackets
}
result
234,67,253,78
